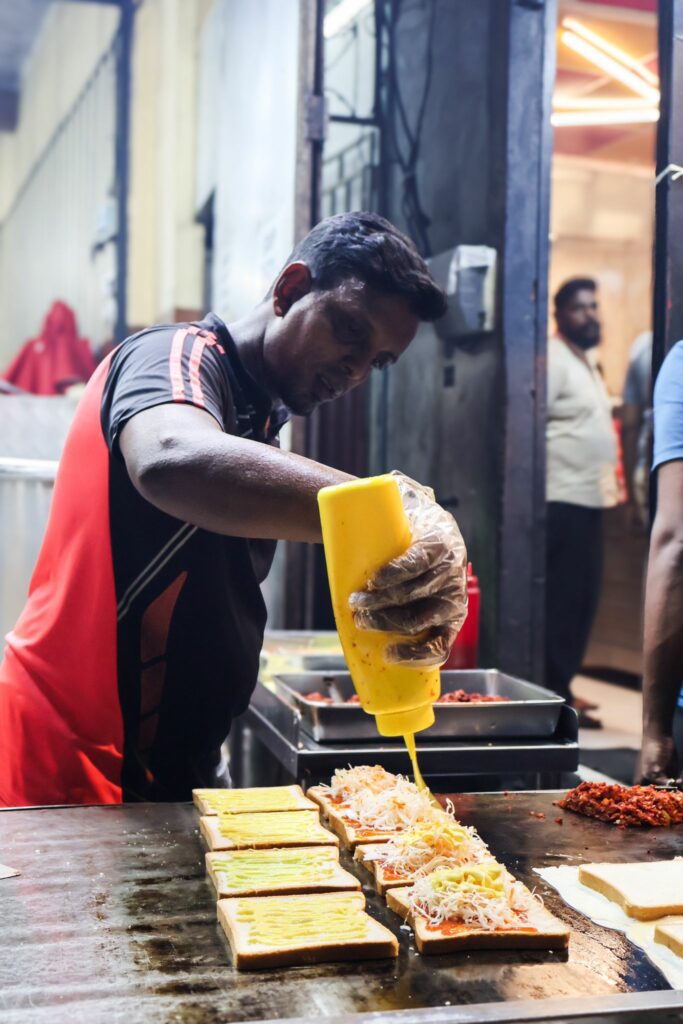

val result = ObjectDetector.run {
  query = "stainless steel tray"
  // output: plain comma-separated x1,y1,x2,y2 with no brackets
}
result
272,669,564,743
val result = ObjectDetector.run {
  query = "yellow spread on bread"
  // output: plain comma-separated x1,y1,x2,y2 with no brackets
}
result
216,810,324,844
212,847,337,887
236,892,369,947
197,787,302,813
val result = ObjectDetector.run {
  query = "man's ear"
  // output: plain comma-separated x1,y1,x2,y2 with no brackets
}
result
272,262,312,317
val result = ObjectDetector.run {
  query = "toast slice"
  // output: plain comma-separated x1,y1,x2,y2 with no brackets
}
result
654,922,683,958
354,843,415,895
218,890,399,969
307,786,405,850
385,886,570,954
200,810,338,852
578,859,683,921
206,846,360,899
193,785,317,816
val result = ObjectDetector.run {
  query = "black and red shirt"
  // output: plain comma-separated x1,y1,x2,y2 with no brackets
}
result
0,314,286,806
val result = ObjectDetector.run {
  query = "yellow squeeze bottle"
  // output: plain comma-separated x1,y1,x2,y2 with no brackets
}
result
318,475,440,780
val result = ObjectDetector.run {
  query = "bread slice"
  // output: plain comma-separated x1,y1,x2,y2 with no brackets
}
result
193,785,317,816
206,846,360,899
218,890,398,969
307,786,404,850
578,860,683,921
354,843,415,895
200,810,338,852
385,887,570,954
654,922,683,958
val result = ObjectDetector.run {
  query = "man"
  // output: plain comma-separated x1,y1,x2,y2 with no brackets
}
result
0,212,467,807
637,340,683,787
545,278,618,722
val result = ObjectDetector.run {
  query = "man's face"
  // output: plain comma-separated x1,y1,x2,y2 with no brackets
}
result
263,271,420,415
556,288,601,350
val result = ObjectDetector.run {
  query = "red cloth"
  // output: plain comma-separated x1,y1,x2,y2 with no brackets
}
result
1,301,97,395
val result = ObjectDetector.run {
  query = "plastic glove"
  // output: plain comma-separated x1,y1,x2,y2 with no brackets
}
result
349,470,468,666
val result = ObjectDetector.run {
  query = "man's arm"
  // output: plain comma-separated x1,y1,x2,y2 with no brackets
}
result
638,458,683,784
119,403,352,543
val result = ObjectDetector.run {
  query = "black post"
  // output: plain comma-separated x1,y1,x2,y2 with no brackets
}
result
114,0,134,343
309,0,325,228
497,0,556,684
653,0,683,378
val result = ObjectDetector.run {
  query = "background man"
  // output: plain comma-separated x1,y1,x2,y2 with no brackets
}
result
0,212,467,808
637,340,683,786
545,278,618,724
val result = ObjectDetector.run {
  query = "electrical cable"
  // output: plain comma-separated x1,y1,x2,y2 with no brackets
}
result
382,0,436,255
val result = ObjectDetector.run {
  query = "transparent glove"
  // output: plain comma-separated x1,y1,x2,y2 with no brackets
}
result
349,470,468,666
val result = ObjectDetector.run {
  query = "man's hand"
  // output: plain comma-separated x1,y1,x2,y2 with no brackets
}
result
636,733,682,788
348,471,468,666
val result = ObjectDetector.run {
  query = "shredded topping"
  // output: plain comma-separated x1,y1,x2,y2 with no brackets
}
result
408,863,543,931
320,766,456,832
363,817,489,877
322,765,397,802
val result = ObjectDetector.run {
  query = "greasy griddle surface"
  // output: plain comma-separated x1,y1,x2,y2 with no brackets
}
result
1,793,680,1023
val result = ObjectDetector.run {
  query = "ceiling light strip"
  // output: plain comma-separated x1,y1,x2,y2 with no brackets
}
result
561,30,660,104
563,17,659,87
552,107,659,127
554,96,654,111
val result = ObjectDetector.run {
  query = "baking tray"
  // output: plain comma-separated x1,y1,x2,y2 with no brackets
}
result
273,669,565,743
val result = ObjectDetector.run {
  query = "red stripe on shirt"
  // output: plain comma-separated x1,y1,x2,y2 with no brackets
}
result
188,334,208,407
169,328,188,402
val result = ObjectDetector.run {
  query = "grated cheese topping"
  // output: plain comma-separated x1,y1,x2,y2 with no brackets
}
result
408,863,543,931
323,765,397,802
344,775,441,831
363,817,490,877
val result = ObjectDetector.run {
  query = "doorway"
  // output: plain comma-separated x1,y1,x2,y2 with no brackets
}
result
548,0,657,763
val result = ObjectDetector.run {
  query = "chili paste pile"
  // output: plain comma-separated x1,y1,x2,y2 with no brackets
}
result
557,781,683,827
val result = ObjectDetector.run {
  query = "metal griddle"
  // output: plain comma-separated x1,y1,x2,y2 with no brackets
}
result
273,669,564,742
2,794,683,1024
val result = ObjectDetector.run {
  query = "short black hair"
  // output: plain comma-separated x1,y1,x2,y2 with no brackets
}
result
285,212,447,321
554,277,597,313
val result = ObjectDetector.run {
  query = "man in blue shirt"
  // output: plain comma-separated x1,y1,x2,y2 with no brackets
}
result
637,340,683,786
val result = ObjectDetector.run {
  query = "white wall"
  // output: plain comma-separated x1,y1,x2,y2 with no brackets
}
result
198,0,300,320
0,0,214,367
0,3,120,365
0,3,119,222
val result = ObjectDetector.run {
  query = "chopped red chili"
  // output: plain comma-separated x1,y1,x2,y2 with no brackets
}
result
556,782,683,828
436,690,510,704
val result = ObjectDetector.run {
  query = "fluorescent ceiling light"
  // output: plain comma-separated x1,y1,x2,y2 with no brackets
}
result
552,107,659,127
554,96,653,110
563,17,659,87
324,0,373,38
561,29,660,104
